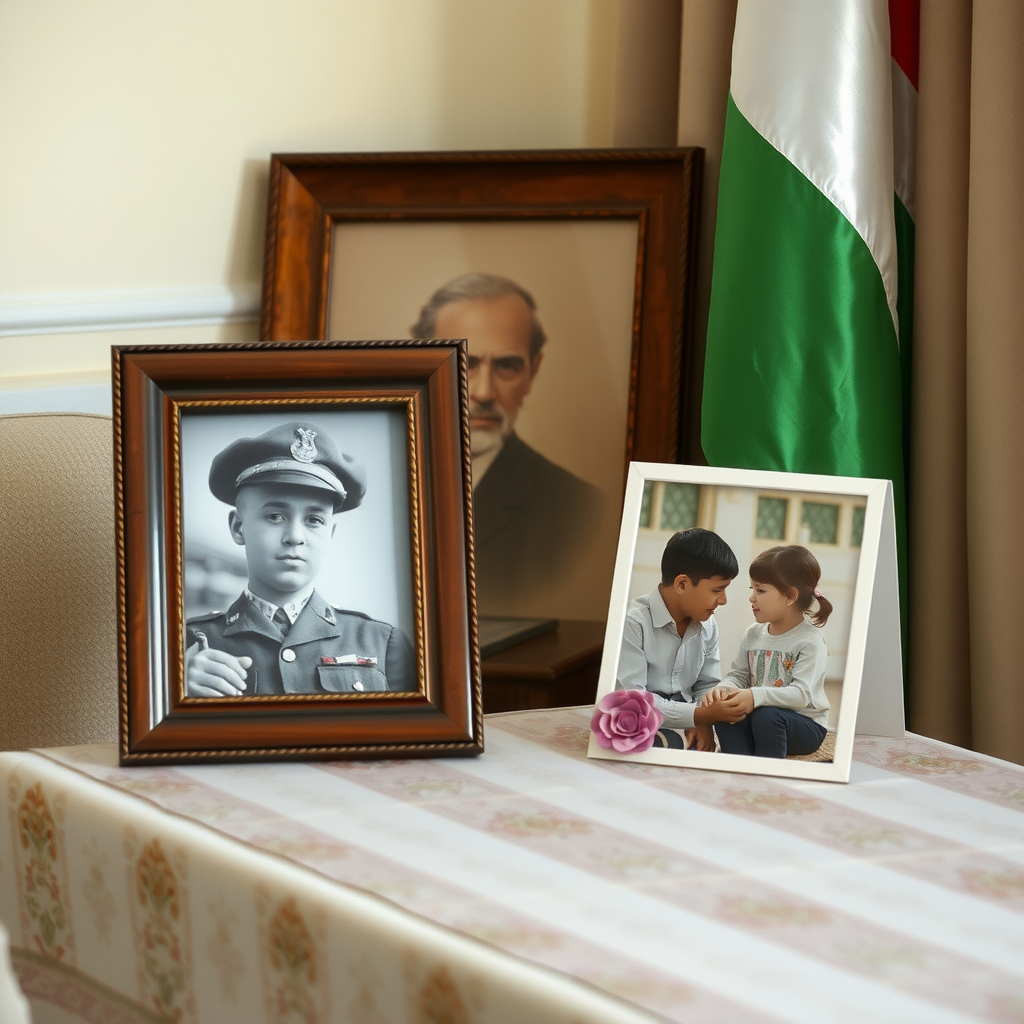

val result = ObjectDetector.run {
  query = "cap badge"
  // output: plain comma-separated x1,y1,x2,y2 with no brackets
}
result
290,427,318,464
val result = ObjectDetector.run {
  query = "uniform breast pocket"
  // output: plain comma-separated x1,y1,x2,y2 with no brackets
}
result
317,665,389,693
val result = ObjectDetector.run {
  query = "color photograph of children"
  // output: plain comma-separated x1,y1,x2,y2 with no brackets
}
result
179,409,418,697
615,482,865,761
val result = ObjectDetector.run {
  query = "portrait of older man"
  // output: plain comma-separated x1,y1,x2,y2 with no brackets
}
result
411,272,603,614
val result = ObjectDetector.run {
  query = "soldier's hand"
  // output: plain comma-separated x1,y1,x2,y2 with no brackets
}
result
185,643,252,697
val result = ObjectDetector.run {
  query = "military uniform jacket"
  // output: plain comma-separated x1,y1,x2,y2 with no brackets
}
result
186,590,417,695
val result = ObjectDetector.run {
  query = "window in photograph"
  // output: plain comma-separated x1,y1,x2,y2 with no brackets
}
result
801,501,840,544
850,505,866,548
755,496,788,539
660,483,700,531
639,480,654,528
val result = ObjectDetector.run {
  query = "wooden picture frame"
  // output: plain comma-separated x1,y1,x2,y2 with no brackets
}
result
260,149,703,625
114,339,482,764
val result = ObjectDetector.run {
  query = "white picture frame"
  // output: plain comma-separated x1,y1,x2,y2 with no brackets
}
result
587,463,904,783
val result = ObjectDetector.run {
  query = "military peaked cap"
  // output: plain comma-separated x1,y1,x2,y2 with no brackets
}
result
209,421,366,512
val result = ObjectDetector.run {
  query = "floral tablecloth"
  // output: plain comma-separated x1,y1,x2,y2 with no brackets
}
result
2,707,1023,1024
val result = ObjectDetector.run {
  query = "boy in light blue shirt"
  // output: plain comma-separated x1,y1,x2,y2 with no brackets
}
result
617,528,747,749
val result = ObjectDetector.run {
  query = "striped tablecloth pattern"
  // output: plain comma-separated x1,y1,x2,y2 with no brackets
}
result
2,706,1023,1023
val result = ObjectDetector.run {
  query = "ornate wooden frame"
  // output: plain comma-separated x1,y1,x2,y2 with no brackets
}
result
114,339,481,764
261,148,704,466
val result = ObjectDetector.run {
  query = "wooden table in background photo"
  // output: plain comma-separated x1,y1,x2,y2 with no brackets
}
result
480,620,605,714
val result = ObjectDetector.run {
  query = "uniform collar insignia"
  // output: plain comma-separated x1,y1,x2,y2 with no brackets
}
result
243,587,313,625
224,593,280,640
283,592,340,644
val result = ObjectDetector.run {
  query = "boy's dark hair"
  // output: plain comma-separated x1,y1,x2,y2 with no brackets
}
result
660,528,738,586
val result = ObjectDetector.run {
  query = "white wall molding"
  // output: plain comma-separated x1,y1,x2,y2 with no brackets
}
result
0,285,261,337
0,383,112,416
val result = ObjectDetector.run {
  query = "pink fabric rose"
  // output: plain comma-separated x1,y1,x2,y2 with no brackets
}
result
590,689,663,753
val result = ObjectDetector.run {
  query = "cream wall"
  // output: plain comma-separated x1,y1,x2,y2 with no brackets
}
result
0,0,618,386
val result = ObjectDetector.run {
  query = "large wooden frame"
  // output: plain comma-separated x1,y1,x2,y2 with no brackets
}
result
261,148,704,473
115,340,482,764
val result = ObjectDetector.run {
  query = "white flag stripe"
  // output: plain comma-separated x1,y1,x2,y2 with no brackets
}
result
892,55,919,217
178,761,983,1024
730,0,898,330
456,729,1024,977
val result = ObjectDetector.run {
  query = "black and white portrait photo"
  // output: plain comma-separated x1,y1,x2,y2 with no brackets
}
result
179,407,418,698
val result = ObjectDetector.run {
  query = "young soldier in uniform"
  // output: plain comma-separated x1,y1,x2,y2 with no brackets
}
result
185,421,416,696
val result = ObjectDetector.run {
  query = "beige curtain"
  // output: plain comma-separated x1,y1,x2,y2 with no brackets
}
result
613,0,736,462
954,0,1024,763
613,0,1024,764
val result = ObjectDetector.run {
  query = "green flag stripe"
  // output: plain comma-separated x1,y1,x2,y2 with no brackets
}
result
704,95,903,488
894,194,915,479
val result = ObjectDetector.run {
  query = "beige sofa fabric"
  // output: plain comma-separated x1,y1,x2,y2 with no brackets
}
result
0,413,118,749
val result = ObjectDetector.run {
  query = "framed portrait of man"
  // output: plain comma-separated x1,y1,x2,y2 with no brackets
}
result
260,149,703,624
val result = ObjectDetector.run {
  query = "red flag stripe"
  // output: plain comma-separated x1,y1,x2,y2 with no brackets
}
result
889,0,920,91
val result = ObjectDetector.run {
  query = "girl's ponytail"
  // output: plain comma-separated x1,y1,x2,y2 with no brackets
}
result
810,589,833,627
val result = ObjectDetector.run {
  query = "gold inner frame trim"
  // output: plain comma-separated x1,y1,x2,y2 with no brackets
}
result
169,393,427,705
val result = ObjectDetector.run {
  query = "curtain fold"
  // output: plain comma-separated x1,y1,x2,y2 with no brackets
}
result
674,0,737,462
614,0,1024,764
612,1,736,462
963,0,1024,763
611,0,683,146
908,0,973,748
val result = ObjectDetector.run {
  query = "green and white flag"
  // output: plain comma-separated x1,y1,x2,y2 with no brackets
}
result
703,1,904,517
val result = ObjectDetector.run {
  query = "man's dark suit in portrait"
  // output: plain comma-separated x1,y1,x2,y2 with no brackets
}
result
472,432,601,613
411,273,603,614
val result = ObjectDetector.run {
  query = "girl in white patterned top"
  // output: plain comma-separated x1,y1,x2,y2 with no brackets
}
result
701,545,832,758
